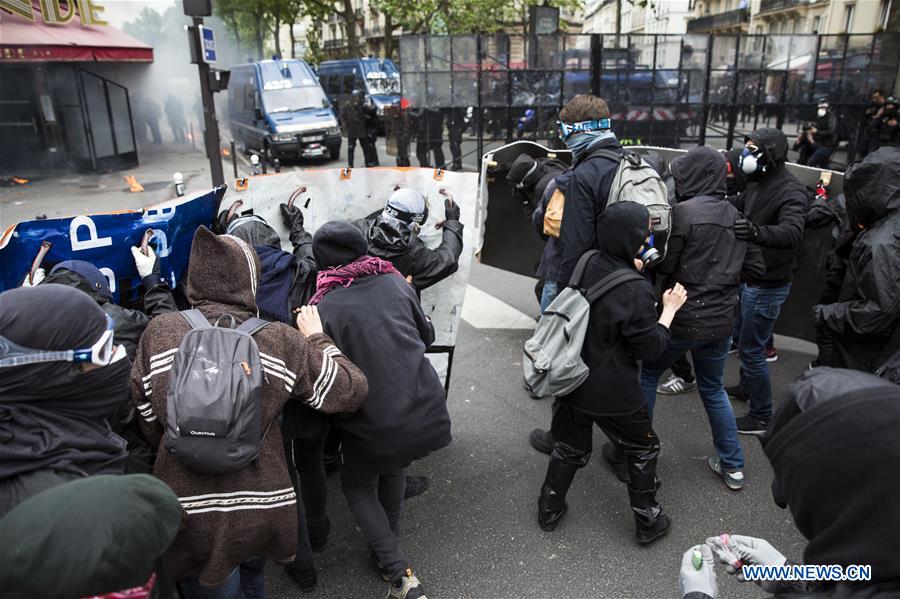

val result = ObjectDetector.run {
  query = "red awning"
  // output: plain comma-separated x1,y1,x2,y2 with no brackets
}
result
0,5,153,63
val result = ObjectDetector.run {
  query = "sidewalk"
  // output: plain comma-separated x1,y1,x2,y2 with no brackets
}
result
0,143,230,229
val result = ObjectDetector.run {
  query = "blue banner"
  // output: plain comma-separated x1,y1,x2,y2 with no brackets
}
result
0,187,224,303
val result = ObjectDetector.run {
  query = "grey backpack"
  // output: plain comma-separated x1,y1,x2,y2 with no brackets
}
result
593,149,672,253
164,310,270,475
523,251,643,399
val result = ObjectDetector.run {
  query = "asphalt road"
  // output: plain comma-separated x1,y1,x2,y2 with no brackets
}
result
265,261,813,599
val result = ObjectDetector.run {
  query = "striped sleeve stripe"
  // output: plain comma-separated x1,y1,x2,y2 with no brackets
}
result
136,402,151,410
260,359,296,384
305,346,341,410
311,346,341,393
142,363,174,382
179,487,296,502
181,491,296,509
259,352,286,367
263,367,294,387
184,499,297,515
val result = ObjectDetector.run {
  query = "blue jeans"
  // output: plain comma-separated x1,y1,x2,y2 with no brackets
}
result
640,336,744,470
540,280,559,312
180,557,266,599
806,145,833,168
736,283,791,421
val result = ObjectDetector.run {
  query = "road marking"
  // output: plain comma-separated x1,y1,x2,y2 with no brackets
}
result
461,285,537,329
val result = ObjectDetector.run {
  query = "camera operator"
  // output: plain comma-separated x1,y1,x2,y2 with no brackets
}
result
793,100,839,169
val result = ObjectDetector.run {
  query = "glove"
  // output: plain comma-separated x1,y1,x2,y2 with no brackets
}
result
811,304,824,326
213,209,232,234
733,217,759,242
681,545,717,599
22,268,45,287
727,535,786,569
131,245,159,279
444,197,460,222
280,202,304,231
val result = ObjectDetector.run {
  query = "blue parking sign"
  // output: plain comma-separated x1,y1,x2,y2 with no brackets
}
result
199,25,216,63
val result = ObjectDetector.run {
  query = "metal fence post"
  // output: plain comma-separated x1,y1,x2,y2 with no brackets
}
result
699,34,714,146
476,35,484,170
725,35,742,150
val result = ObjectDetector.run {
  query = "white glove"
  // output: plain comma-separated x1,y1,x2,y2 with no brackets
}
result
131,246,157,279
726,534,787,593
681,545,717,599
22,268,45,287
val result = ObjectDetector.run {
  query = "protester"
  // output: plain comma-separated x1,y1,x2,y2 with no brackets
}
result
0,284,130,517
533,202,687,544
554,94,624,283
220,205,337,590
130,226,367,596
680,367,900,598
812,147,900,374
638,146,766,491
0,474,182,599
792,100,839,169
164,94,187,144
27,250,177,473
353,187,464,292
873,96,900,149
310,221,451,599
858,89,885,158
726,128,808,435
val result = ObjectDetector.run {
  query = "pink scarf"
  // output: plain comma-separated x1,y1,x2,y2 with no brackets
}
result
308,255,402,305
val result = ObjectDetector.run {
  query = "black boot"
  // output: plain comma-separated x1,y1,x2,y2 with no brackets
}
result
628,486,670,544
529,428,552,454
601,441,629,483
537,459,579,531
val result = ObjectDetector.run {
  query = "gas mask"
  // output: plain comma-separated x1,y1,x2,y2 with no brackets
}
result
739,146,767,176
638,234,662,269
816,108,827,118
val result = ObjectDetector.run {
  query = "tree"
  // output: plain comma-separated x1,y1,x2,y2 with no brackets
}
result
122,6,165,46
295,0,363,58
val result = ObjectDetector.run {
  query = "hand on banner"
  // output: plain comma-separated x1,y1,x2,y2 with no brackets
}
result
131,246,159,279
22,268,45,287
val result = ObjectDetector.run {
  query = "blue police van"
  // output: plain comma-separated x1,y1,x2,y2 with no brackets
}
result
317,58,401,131
227,58,342,162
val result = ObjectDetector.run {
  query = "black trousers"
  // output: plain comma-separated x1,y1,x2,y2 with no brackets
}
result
348,136,379,168
549,400,659,494
416,139,444,168
670,353,694,383
283,436,329,571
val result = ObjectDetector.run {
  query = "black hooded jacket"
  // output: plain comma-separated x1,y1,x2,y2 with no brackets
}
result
813,147,900,372
732,128,809,287
353,211,464,292
762,367,900,595
657,146,766,340
560,202,671,416
0,285,130,516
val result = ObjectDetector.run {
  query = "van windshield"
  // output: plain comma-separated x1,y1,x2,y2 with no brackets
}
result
263,85,329,113
362,60,400,95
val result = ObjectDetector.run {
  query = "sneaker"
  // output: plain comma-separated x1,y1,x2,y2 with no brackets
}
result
656,374,697,396
403,475,430,500
725,384,748,402
308,516,330,552
284,563,317,593
388,569,427,599
736,414,769,436
707,457,745,490
766,346,778,362
635,513,671,545
369,552,391,582
529,428,552,455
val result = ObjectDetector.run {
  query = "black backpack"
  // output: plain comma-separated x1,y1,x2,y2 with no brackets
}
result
163,310,269,475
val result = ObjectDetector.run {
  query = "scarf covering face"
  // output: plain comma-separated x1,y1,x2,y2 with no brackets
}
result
0,285,129,480
308,256,402,305
565,129,617,163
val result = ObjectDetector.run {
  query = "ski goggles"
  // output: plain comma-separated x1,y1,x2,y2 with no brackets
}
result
0,314,125,368
557,118,611,141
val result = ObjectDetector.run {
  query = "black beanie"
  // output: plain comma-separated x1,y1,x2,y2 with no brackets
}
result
507,153,538,186
313,221,368,268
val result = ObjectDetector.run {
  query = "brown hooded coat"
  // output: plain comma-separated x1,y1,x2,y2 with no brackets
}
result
130,226,368,585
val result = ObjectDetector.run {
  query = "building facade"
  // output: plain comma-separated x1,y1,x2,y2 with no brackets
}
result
687,0,896,35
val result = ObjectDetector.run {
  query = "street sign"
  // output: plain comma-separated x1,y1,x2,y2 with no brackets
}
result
199,25,216,63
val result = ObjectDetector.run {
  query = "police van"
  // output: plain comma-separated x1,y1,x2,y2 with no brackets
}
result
227,58,342,162
317,58,400,131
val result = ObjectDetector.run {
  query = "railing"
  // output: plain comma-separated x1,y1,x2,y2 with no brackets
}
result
685,7,750,32
323,38,347,49
364,25,384,37
758,0,805,15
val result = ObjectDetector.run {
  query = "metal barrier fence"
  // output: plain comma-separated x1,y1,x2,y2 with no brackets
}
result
388,33,900,170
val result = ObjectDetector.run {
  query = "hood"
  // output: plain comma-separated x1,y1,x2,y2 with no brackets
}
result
595,201,650,267
228,216,282,249
184,226,260,316
844,147,900,229
47,260,112,302
764,367,900,582
266,107,337,134
746,127,788,170
670,146,727,201
367,215,417,256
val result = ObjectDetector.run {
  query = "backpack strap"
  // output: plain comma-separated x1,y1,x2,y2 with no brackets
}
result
568,249,600,287
236,317,270,337
181,309,212,331
583,269,645,305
